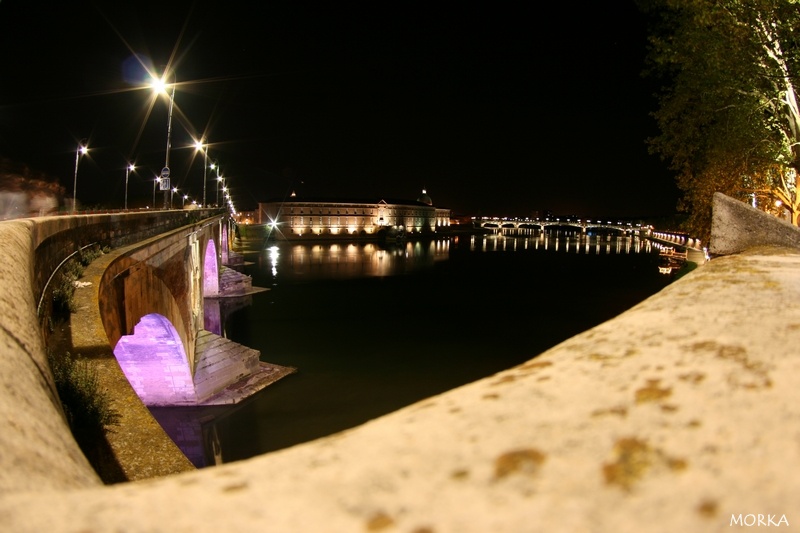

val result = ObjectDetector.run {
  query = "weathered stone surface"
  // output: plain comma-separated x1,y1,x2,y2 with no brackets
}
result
710,192,800,255
0,220,101,494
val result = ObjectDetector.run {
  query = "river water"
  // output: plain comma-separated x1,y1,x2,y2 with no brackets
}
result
151,229,674,467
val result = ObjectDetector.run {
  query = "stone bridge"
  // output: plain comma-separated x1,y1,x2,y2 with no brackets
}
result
30,211,287,407
99,215,222,379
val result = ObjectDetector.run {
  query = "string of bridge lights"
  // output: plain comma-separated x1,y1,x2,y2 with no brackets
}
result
71,69,239,217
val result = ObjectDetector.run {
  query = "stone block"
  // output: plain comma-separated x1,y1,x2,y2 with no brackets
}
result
710,192,800,255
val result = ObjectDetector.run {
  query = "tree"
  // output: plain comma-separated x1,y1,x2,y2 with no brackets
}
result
640,0,800,241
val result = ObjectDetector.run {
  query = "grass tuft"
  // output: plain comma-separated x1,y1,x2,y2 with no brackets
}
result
48,351,120,449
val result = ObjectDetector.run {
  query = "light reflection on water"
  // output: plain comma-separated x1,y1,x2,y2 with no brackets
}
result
471,231,653,255
264,239,451,280
151,231,667,468
263,232,653,281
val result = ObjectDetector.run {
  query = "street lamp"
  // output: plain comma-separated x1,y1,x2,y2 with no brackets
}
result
124,163,135,210
182,194,188,208
151,73,175,209
72,140,88,214
195,139,208,207
210,161,223,206
171,187,178,209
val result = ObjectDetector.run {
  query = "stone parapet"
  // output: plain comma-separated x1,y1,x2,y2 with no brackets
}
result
0,219,101,494
710,191,800,255
0,196,798,531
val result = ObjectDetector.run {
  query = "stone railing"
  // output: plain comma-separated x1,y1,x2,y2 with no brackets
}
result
0,194,797,531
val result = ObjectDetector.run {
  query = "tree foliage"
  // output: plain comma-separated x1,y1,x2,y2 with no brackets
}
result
640,0,800,240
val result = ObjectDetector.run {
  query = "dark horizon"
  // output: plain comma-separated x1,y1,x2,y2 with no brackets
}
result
0,1,680,220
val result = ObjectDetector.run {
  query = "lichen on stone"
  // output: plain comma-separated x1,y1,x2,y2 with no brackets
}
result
494,448,547,479
603,437,688,492
366,511,395,531
634,379,672,403
591,405,628,418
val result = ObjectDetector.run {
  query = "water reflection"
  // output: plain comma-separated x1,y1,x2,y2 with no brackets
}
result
258,232,652,282
153,230,667,467
148,404,229,468
471,230,653,255
203,294,253,338
259,239,451,280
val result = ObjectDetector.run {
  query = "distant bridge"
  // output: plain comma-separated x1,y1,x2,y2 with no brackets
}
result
472,217,650,235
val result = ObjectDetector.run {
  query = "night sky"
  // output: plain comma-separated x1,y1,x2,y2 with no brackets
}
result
1,1,680,218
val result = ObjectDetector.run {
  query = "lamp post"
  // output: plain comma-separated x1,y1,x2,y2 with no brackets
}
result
72,140,88,214
171,187,178,209
182,194,188,208
195,139,207,207
163,82,175,210
151,73,175,210
124,163,135,210
210,161,222,206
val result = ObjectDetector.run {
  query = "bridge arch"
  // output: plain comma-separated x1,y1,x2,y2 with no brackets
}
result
102,258,192,369
203,238,219,297
113,313,196,405
583,225,631,235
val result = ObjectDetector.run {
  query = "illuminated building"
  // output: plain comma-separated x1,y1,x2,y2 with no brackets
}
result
256,190,450,240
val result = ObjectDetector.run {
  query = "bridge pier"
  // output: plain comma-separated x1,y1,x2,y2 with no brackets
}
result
193,330,295,405
113,314,294,406
111,269,296,406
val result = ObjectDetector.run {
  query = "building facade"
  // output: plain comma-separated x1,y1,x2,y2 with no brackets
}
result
256,190,450,240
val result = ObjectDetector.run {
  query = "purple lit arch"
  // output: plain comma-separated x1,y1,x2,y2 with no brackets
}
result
203,238,219,297
114,313,196,405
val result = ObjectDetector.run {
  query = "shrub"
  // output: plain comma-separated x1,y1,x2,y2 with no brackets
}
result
51,245,106,315
78,245,103,266
52,269,79,314
48,351,120,447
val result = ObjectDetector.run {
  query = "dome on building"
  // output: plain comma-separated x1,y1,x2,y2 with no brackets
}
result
417,189,432,206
